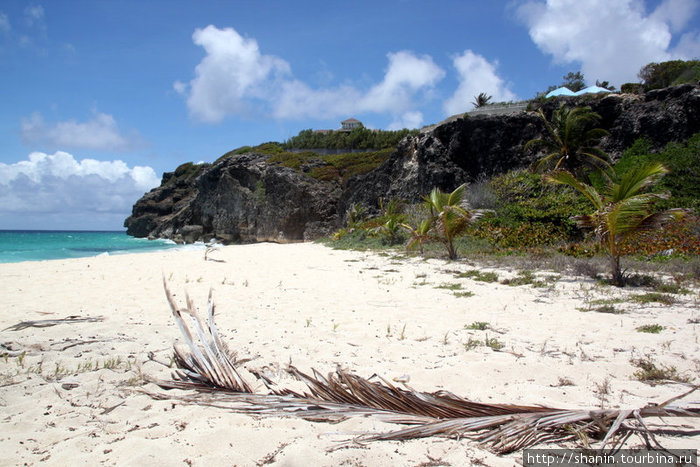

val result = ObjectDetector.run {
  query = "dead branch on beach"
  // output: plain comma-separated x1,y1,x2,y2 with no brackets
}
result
3,315,104,331
149,282,700,454
204,244,226,263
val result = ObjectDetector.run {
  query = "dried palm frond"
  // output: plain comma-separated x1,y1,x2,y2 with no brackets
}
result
150,282,700,454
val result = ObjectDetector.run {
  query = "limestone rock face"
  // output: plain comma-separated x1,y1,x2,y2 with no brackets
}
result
126,84,699,243
125,153,340,243
339,112,542,215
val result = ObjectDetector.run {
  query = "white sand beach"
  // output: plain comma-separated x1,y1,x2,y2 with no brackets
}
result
1,242,698,466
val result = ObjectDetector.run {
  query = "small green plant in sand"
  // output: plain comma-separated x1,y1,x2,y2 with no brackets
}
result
654,283,691,294
577,297,626,314
484,335,504,351
436,283,462,291
501,270,536,286
463,332,504,351
413,273,429,287
631,293,676,305
466,321,490,331
16,352,26,368
456,270,499,283
636,324,664,334
453,291,475,298
594,304,623,314
631,357,692,384
501,270,549,287
103,356,123,370
464,337,481,351
53,362,70,378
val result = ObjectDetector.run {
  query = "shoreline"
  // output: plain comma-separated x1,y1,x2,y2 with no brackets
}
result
0,231,201,265
1,242,698,465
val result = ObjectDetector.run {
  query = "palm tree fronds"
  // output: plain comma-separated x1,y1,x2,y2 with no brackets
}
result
528,104,611,174
545,170,604,209
610,162,669,201
151,282,700,454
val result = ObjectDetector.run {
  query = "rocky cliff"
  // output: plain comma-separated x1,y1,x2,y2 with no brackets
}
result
125,154,340,243
125,84,700,243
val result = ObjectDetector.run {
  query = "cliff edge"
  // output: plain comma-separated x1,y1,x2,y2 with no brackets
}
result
125,84,700,243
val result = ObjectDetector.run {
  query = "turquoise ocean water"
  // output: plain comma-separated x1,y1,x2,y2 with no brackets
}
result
0,230,181,263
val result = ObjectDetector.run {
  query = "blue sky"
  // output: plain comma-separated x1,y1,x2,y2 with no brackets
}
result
1,0,698,230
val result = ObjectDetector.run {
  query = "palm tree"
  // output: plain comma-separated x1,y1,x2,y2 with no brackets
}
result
526,104,611,176
402,219,433,254
472,92,492,108
373,216,405,246
545,163,686,286
424,184,479,260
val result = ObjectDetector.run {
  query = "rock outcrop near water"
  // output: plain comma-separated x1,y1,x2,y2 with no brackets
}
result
125,84,700,243
125,154,340,243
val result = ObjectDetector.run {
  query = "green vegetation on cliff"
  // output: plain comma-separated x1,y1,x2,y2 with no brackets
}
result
163,161,210,186
217,141,394,186
638,59,700,90
283,127,418,150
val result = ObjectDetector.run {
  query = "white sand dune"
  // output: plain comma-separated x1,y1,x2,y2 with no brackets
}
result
1,243,698,466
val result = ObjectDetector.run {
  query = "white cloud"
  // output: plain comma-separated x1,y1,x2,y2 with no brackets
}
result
388,111,425,130
184,25,291,122
359,51,445,113
24,5,44,26
675,30,700,57
178,25,445,125
517,0,700,86
272,80,362,119
273,51,443,121
443,50,518,115
0,151,159,223
173,80,187,94
651,0,698,32
0,12,10,34
20,111,142,152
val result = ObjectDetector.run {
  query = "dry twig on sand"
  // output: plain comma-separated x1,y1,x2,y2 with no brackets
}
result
149,282,700,454
4,316,104,331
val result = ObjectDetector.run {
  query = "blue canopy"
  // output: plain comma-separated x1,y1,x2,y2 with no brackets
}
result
545,87,576,98
574,86,613,96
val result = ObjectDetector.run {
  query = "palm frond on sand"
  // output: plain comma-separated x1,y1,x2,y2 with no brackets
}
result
149,282,700,454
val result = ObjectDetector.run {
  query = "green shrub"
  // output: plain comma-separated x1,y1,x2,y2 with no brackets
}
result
283,127,418,151
468,170,588,249
595,304,623,314
270,148,393,185
466,321,490,330
636,324,664,334
632,357,691,384
620,83,643,94
610,134,700,211
631,293,676,305
639,59,700,90
501,270,536,286
165,162,209,186
456,270,499,282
